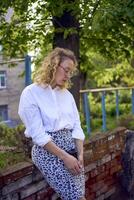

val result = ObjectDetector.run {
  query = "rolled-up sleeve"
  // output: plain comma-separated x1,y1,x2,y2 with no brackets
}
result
71,96,85,141
18,89,51,147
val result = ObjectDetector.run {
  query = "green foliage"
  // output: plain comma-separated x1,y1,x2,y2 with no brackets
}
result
83,0,134,59
1,1,134,93
0,124,25,148
91,117,102,130
117,114,134,130
81,89,133,136
0,152,26,169
79,0,134,89
0,124,27,169
0,0,81,58
119,90,131,103
1,0,134,60
80,50,134,89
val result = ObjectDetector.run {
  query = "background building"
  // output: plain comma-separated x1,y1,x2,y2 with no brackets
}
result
0,54,25,127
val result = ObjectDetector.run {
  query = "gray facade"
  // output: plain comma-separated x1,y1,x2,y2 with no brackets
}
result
0,55,25,126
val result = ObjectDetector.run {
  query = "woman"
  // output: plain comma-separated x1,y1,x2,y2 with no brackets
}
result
18,47,86,200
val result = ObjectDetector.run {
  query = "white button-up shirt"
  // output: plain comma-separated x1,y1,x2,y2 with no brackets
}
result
18,83,85,147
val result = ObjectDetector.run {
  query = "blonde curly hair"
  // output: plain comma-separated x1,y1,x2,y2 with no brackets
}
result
33,47,78,88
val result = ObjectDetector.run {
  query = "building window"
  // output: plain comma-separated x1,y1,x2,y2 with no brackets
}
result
0,105,8,121
0,71,6,88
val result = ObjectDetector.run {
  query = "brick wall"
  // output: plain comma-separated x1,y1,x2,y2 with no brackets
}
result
84,127,126,200
0,127,126,200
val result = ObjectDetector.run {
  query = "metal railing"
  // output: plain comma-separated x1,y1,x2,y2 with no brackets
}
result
80,87,134,136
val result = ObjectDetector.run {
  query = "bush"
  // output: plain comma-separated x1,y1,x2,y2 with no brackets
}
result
0,124,30,169
0,152,26,169
0,124,24,147
119,90,131,103
117,114,134,130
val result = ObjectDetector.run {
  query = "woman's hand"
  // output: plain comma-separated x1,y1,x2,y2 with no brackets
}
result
78,153,84,168
43,141,83,175
62,153,82,175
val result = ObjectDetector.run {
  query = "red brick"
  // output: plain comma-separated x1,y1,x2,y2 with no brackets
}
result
86,177,96,187
91,180,105,192
105,161,111,170
3,165,34,185
110,165,122,175
3,173,14,185
36,187,55,199
23,194,36,200
36,189,47,199
116,155,121,161
115,150,122,157
98,165,105,173
96,170,109,182
86,192,95,200
85,188,95,200
96,185,108,197
110,159,118,167
85,188,90,196
104,186,116,199
21,166,34,177
0,175,4,188
104,177,116,186
90,169,98,178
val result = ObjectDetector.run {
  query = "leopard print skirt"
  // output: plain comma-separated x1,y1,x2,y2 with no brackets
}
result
31,129,85,200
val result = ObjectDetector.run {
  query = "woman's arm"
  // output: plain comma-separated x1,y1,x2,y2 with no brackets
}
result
74,139,84,167
75,139,84,156
70,95,85,167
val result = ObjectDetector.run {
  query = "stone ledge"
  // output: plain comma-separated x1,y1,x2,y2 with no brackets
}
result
0,160,33,176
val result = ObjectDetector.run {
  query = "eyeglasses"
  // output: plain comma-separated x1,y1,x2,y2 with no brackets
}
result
59,65,73,77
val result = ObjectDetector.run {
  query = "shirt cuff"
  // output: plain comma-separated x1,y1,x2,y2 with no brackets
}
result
32,133,52,147
72,129,85,141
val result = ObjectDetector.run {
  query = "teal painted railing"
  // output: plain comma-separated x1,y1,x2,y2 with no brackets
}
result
25,55,32,86
80,87,134,136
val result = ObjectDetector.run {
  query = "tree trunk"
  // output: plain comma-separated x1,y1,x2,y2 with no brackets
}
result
52,11,80,108
80,72,87,90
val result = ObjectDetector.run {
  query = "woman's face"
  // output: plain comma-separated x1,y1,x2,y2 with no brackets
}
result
52,58,74,88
